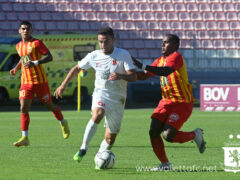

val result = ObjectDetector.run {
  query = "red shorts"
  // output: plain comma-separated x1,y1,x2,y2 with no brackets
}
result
151,101,193,130
19,83,52,103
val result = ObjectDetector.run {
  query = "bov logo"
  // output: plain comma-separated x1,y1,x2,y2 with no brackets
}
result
222,134,240,173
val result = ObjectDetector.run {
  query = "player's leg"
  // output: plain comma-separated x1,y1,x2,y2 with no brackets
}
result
36,83,70,139
73,107,105,162
162,103,206,153
98,128,117,152
13,98,32,147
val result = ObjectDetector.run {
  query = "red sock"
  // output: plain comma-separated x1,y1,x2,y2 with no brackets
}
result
150,136,168,163
52,106,63,121
21,113,30,131
172,131,195,143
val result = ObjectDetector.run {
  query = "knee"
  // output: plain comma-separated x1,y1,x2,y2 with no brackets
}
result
162,130,173,142
105,136,115,145
20,106,28,114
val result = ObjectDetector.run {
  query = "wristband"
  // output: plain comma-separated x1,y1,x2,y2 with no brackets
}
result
142,64,146,70
32,60,39,66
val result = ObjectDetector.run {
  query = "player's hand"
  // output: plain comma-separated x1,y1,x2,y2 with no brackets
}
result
9,68,17,75
54,86,65,99
108,72,121,81
23,61,35,68
131,56,142,69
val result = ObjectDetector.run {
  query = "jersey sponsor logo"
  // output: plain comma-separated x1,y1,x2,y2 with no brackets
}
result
19,90,26,98
97,100,106,107
113,59,117,65
28,46,32,54
169,113,179,122
96,62,101,68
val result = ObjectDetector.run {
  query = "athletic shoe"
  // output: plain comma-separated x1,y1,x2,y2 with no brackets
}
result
73,149,86,162
151,162,173,171
61,120,70,139
13,136,29,147
95,166,100,170
194,128,206,153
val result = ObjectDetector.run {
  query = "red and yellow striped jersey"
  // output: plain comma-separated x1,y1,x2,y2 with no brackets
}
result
16,38,49,85
150,51,195,104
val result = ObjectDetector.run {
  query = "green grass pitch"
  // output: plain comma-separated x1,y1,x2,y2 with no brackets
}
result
1,108,240,180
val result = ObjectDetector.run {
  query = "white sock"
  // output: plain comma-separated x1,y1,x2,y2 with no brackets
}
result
60,119,66,125
22,131,28,137
80,119,98,150
98,139,112,152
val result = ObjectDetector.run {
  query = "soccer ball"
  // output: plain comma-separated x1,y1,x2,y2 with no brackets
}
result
94,150,115,169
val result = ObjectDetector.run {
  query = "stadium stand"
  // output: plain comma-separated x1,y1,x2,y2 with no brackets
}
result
0,0,240,100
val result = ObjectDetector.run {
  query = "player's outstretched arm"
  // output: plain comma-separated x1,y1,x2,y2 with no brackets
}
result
54,65,81,99
23,51,53,68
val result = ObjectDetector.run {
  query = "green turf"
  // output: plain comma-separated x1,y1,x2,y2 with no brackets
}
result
1,108,240,180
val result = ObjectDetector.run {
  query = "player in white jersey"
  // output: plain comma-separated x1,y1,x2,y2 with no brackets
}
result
54,27,137,163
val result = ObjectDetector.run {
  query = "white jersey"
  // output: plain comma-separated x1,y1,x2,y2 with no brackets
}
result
78,47,135,102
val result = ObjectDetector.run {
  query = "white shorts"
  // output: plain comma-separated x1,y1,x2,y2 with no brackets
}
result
91,93,126,134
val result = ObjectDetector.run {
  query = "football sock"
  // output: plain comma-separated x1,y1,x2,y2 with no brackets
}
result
80,119,98,150
98,139,112,152
150,136,169,163
59,119,66,125
22,130,28,137
172,131,195,143
52,106,64,121
21,113,30,131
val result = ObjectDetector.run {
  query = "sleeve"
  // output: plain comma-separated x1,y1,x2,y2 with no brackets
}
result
78,53,92,70
146,58,160,77
123,50,136,71
165,52,183,70
36,40,49,55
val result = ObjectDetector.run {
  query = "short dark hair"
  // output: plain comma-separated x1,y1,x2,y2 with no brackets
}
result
19,21,32,28
166,34,180,49
97,27,114,38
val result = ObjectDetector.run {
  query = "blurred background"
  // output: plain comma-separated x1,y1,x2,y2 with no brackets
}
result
0,0,240,109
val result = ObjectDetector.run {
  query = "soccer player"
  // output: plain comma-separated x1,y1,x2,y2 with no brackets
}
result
9,21,70,147
132,34,206,171
54,27,136,163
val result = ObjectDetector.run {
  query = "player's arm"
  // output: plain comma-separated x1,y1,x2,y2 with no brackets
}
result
23,51,53,68
54,64,82,99
108,69,137,82
132,56,174,77
9,58,22,75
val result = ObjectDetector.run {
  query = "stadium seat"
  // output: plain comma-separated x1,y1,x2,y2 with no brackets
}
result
56,22,68,30
18,12,29,20
138,49,150,59
41,12,52,20
209,31,221,39
166,12,179,21
186,4,198,11
143,12,154,21
223,3,235,12
67,22,78,30
206,21,218,30
35,3,48,11
74,12,85,21
202,12,214,21
224,40,236,49
6,12,18,20
182,49,194,59
171,22,182,30
172,0,184,2
162,3,175,12
185,31,195,39
52,12,63,20
135,22,147,30
214,12,226,21
175,31,186,39
13,3,24,11
115,4,127,12
201,40,213,49
152,31,164,39
120,13,131,21
179,12,191,21
211,4,223,12
155,12,167,20
191,12,202,21
124,22,136,30
194,22,206,30
205,49,217,58
127,3,138,11
159,22,171,30
213,40,224,49
149,49,161,59
1,3,13,11
24,3,36,11
148,22,159,30
131,12,143,21
128,49,137,58
217,22,229,30
97,12,108,21
46,22,56,30
78,21,90,30
139,31,152,39
229,22,240,30
85,12,97,21
197,31,210,40
182,22,194,30
117,31,129,39
150,3,162,11
198,3,211,12
69,3,81,11
198,59,209,68
81,3,92,11
112,22,124,29
63,12,74,20
57,3,69,11
232,31,240,39
34,22,45,30
134,40,145,48
175,3,186,12
139,3,150,11
226,12,238,21
47,4,56,11
180,40,194,48
104,3,116,12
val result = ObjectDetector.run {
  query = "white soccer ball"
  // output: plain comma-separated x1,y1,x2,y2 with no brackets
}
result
94,150,115,169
